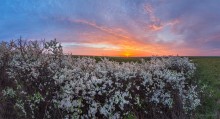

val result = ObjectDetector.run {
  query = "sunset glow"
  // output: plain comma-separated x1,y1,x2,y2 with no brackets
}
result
1,0,220,56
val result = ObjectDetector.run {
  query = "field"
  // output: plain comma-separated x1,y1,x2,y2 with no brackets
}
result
191,57,220,118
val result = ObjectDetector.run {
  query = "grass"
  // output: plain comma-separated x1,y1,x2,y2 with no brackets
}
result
190,57,220,118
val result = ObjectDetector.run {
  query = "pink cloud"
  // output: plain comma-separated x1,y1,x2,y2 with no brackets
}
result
72,19,131,39
57,18,189,57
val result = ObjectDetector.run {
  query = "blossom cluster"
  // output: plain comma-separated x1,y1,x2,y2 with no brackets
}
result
0,39,200,119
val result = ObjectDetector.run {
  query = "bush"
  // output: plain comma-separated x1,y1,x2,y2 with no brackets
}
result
0,39,200,119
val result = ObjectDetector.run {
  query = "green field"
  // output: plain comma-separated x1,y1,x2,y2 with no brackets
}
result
191,57,220,118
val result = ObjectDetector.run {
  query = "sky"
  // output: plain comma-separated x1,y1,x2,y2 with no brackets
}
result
0,0,220,56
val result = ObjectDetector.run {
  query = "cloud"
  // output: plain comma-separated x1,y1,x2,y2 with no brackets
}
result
72,19,131,40
154,0,220,49
0,0,220,56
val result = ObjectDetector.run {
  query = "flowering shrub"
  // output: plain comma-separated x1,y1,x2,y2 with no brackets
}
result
0,39,200,119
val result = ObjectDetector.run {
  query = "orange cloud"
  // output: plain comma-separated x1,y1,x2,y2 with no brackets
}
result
144,4,180,32
143,4,164,31
63,31,179,57
149,24,163,31
61,18,184,57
